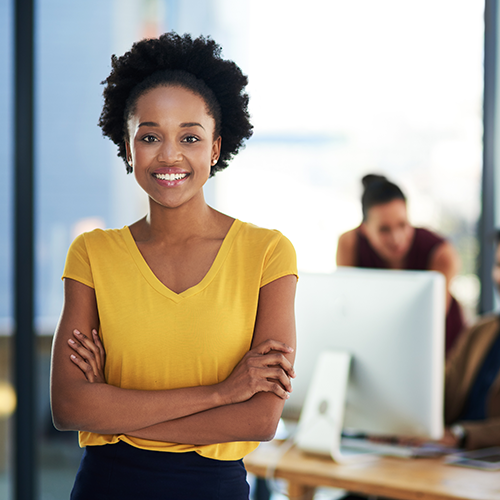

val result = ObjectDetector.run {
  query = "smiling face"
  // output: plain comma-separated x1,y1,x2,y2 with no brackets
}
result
125,85,221,211
362,199,415,265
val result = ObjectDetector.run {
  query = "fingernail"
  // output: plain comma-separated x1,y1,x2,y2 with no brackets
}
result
74,330,81,335
92,329,97,335
68,339,76,344
70,354,77,360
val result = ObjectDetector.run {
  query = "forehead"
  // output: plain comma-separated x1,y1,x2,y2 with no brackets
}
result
133,85,211,116
367,199,407,223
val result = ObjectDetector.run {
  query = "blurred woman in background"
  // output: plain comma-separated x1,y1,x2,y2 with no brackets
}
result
336,174,465,356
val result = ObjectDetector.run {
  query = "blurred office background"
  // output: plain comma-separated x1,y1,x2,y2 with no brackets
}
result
0,0,490,498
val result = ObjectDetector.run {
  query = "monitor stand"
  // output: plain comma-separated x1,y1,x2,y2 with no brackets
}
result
294,350,376,463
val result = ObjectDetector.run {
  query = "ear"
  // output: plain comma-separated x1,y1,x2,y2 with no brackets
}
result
125,141,132,162
211,136,222,165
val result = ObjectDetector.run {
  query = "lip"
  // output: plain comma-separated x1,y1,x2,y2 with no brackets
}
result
152,168,190,187
153,167,188,175
390,246,407,256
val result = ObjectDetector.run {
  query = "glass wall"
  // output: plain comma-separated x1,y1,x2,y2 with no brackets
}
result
0,1,485,498
0,0,13,496
216,0,484,321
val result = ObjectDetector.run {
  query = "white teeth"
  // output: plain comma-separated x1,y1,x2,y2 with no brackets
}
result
154,173,188,181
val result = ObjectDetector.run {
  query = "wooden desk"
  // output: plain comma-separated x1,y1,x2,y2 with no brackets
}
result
244,441,500,500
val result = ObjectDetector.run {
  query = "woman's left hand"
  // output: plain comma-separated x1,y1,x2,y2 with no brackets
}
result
68,329,106,383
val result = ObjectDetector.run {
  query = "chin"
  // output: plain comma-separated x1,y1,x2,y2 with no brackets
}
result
385,250,406,261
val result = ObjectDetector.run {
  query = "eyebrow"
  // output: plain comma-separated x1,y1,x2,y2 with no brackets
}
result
137,121,205,130
181,122,205,130
138,121,160,128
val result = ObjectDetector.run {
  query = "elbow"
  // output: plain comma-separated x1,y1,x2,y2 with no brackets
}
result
52,417,73,432
255,420,280,442
51,399,80,432
52,414,74,432
258,427,277,442
250,403,282,442
51,384,92,431
51,378,102,432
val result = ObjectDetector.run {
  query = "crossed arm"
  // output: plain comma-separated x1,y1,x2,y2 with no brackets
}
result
50,274,297,444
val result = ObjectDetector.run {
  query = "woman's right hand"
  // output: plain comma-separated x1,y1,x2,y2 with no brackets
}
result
68,328,106,384
218,339,295,404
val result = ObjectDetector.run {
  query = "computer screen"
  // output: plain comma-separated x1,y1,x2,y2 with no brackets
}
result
285,267,445,439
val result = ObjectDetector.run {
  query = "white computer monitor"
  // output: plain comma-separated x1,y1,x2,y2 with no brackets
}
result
286,267,446,439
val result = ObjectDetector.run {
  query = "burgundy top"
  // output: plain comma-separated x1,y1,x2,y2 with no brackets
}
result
355,226,464,356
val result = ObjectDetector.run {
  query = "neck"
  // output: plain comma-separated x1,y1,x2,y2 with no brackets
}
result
140,192,216,242
385,258,406,269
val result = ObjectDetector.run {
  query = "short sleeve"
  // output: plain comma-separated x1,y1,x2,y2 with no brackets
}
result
62,233,95,289
261,233,298,287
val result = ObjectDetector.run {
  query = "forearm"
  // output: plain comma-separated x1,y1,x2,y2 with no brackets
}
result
461,418,500,450
52,379,225,434
53,342,293,435
126,392,284,445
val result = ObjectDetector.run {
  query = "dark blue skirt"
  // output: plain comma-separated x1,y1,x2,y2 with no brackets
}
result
70,441,250,500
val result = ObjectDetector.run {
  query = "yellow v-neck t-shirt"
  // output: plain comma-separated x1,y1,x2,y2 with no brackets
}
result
62,219,298,460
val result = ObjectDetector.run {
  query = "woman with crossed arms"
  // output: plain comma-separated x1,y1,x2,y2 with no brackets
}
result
50,33,298,500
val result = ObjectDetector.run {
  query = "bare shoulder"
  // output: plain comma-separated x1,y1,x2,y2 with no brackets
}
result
429,240,460,275
336,229,358,266
338,229,357,246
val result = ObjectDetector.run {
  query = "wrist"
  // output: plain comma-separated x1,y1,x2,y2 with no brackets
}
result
450,424,467,448
213,381,232,407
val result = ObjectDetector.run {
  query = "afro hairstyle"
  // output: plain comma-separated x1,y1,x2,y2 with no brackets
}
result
98,32,253,176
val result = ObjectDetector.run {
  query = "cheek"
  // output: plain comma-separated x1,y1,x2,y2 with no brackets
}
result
375,232,390,245
365,226,385,249
369,233,389,253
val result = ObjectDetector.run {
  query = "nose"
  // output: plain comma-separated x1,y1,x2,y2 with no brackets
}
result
158,139,182,164
390,228,406,249
391,230,401,245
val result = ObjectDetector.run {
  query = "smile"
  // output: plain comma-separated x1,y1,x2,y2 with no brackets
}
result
153,173,188,181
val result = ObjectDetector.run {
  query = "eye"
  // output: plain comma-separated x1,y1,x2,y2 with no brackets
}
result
142,135,158,143
182,135,199,144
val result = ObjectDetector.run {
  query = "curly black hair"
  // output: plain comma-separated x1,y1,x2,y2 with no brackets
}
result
98,32,253,176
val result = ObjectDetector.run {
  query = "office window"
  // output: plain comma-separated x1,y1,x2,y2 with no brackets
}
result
215,0,484,321
0,0,12,332
0,0,13,496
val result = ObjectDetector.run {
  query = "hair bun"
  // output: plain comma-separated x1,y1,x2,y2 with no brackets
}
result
360,174,405,220
362,174,387,189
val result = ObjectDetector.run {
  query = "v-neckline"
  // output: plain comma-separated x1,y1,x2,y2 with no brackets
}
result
121,219,242,303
